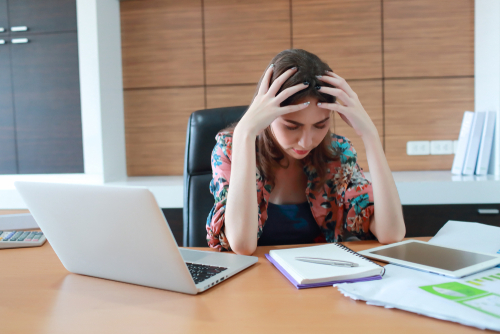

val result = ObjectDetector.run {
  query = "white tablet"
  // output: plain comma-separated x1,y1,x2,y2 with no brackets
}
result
358,240,500,278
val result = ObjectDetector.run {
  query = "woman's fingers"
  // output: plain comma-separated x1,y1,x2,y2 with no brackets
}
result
317,101,353,127
258,64,275,95
267,67,298,97
318,72,357,99
275,82,309,104
317,101,348,114
278,101,311,116
317,86,351,106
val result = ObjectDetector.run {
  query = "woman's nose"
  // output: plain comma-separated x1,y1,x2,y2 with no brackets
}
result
298,130,313,148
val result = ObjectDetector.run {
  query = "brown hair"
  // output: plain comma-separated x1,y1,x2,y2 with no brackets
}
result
228,49,339,189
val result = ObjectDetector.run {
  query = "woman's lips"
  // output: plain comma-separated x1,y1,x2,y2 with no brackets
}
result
292,148,309,155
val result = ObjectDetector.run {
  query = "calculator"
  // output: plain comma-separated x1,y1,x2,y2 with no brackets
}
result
0,230,46,249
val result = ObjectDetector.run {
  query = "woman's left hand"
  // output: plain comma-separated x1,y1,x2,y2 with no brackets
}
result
316,72,378,140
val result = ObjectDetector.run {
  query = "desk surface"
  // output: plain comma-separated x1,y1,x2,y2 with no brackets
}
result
0,238,494,334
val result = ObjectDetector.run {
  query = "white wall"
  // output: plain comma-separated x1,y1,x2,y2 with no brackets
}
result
76,0,127,182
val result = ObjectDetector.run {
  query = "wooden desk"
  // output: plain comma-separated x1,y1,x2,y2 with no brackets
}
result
0,238,493,334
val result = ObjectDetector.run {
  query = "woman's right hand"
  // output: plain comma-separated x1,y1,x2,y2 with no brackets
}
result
235,65,311,138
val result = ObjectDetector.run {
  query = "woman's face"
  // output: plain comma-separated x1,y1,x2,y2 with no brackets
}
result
270,97,332,161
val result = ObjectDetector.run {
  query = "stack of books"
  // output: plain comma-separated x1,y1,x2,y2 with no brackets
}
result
452,111,500,175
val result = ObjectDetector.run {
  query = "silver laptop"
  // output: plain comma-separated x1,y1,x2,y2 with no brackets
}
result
14,181,257,295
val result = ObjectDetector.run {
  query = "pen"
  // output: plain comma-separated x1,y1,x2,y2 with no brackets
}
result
295,257,359,267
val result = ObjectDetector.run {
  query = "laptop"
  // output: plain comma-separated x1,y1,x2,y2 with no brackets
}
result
14,181,258,295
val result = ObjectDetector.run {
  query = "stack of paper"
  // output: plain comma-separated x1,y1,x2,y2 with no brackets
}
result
336,220,500,331
337,265,500,331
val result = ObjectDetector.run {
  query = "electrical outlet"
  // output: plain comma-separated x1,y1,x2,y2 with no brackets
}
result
430,140,453,155
407,141,430,155
453,140,459,154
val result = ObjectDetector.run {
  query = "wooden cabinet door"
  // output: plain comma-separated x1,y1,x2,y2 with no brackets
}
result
0,42,17,174
10,32,83,174
0,0,8,33
7,0,77,34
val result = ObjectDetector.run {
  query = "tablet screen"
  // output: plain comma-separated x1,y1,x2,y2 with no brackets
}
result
370,242,496,271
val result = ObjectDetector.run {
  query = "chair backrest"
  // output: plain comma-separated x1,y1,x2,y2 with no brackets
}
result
183,106,248,247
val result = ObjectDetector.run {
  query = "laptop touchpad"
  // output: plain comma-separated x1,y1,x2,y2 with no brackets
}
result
179,249,212,262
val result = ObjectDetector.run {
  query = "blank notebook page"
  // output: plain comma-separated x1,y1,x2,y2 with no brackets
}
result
269,244,382,284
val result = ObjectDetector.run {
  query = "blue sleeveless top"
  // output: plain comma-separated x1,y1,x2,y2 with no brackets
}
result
257,201,321,246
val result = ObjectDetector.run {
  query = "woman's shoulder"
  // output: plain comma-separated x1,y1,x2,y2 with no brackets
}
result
214,130,235,159
328,133,358,166
215,130,234,142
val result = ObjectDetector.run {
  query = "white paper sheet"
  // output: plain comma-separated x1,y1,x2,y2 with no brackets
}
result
429,220,500,255
336,265,500,331
336,220,500,331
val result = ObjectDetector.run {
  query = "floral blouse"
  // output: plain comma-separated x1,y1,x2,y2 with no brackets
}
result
206,131,375,251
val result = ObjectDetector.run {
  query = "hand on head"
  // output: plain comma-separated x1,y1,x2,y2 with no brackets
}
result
237,65,311,138
316,71,377,139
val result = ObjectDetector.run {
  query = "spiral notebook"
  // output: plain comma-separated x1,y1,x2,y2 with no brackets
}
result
266,243,385,289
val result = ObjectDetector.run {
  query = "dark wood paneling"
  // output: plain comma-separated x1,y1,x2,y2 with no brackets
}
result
293,0,382,80
8,0,77,34
385,78,474,171
204,0,291,85
11,33,83,174
124,87,205,175
404,204,500,238
334,80,383,172
120,0,204,89
0,0,8,32
206,84,255,109
384,0,474,78
0,43,17,174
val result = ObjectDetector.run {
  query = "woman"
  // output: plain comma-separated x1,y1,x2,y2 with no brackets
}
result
207,49,405,255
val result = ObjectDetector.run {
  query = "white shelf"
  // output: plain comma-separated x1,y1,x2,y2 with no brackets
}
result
365,171,500,205
0,174,183,209
0,171,499,210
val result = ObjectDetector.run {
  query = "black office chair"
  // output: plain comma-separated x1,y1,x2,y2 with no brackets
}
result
183,106,248,247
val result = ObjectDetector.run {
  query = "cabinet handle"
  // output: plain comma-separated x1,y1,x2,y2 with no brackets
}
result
0,39,5,44
11,26,28,32
0,27,5,32
478,209,499,215
11,38,29,44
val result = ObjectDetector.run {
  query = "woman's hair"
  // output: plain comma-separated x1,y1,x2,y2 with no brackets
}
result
227,49,339,189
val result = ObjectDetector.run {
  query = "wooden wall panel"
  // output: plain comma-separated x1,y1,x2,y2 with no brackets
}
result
292,0,382,80
206,85,255,109
120,0,475,175
204,0,291,85
334,80,383,172
121,0,204,89
124,88,205,175
385,78,474,171
383,0,474,78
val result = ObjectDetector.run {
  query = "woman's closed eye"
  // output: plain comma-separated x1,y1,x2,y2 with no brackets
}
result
285,123,327,130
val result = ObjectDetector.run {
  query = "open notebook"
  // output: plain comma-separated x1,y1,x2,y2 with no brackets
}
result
266,243,385,289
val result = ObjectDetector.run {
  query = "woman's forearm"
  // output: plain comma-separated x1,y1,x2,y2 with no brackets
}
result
225,126,259,255
362,131,406,244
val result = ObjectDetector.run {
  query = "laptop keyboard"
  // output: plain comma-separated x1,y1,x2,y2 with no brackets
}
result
185,262,228,284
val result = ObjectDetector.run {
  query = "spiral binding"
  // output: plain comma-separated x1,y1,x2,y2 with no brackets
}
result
334,243,386,276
